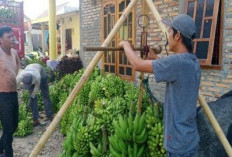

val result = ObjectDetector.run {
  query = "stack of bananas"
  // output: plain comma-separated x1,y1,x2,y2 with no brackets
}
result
89,142,103,156
146,104,166,157
109,113,147,157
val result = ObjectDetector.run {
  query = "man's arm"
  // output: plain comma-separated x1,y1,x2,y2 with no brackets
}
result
16,72,23,88
12,49,20,74
119,41,154,73
15,53,20,74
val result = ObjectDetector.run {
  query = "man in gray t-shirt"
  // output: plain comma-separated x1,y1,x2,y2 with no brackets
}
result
153,53,200,154
17,63,53,127
119,14,200,156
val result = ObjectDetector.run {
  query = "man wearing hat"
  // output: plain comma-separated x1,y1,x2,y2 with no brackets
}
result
119,14,200,156
17,63,53,127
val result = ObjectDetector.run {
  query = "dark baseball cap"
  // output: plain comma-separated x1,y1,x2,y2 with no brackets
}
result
162,14,196,39
22,73,33,90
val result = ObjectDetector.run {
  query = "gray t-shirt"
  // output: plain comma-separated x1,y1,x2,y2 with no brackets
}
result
152,53,200,153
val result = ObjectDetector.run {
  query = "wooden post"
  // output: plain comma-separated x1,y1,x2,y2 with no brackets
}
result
41,23,46,54
145,0,232,155
48,0,57,59
60,19,66,56
29,0,139,156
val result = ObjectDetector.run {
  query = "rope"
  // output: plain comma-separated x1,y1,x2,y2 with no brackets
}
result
142,75,160,104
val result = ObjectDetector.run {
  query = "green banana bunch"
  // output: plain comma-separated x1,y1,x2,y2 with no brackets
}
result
109,136,121,153
127,143,144,157
145,105,166,156
109,114,147,157
113,115,128,141
133,113,147,144
109,136,127,157
89,142,103,157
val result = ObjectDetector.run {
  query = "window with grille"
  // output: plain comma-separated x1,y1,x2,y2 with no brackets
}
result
185,0,223,68
102,0,135,81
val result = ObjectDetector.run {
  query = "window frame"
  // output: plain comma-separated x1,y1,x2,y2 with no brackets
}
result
185,0,224,69
101,0,136,81
101,1,117,74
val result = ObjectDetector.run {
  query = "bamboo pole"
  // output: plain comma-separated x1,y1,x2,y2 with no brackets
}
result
29,0,139,156
84,46,162,53
145,0,232,155
198,94,232,156
145,0,168,36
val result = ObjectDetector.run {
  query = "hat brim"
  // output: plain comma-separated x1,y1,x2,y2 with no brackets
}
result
162,19,172,27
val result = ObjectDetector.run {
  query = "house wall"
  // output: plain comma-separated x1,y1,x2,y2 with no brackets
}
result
30,29,42,51
80,0,232,102
63,14,80,51
80,0,102,67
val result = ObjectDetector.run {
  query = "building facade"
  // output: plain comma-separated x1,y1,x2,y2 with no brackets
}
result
25,2,80,56
80,0,231,102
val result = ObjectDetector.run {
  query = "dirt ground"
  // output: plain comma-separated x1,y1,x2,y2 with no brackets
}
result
5,112,65,157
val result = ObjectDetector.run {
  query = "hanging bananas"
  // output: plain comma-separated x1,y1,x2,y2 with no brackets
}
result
109,113,147,157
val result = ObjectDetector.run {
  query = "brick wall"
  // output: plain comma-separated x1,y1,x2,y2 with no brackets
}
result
79,0,102,67
80,0,232,103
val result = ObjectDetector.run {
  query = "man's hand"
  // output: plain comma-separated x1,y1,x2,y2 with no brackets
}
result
147,46,159,60
118,40,127,49
118,41,133,50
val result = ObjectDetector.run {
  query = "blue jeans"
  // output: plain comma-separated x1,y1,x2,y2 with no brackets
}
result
167,147,198,157
27,74,53,120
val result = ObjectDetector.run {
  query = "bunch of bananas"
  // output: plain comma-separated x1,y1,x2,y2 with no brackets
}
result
147,122,165,157
88,76,105,104
101,74,125,99
89,142,103,157
56,71,167,156
73,120,101,155
60,103,77,135
109,113,147,157
77,80,92,106
145,105,166,157
62,116,83,156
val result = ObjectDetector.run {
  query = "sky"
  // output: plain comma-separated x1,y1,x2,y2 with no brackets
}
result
16,0,79,19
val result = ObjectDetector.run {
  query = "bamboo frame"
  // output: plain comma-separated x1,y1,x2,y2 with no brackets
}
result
29,0,139,156
145,0,168,36
30,0,232,156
